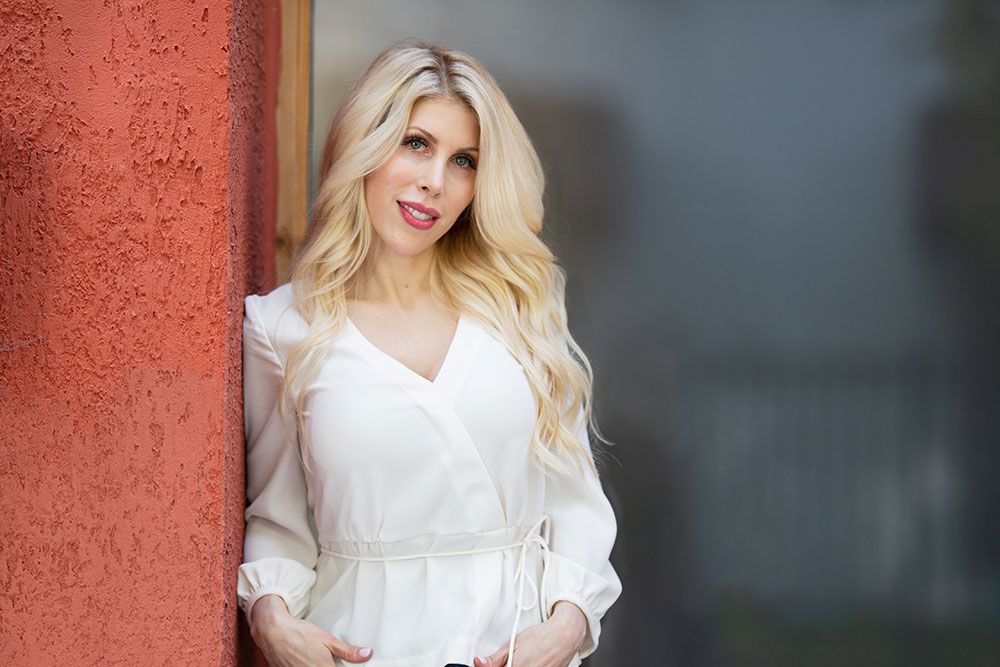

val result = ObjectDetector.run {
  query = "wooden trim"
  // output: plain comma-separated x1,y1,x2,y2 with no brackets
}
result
275,0,311,282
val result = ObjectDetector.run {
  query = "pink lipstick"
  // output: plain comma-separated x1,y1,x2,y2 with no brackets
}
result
397,200,440,230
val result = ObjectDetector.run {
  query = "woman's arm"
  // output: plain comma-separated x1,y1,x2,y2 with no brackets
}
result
538,406,623,659
237,294,320,626
239,295,374,666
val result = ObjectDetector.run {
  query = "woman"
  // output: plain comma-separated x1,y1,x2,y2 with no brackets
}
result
237,41,621,667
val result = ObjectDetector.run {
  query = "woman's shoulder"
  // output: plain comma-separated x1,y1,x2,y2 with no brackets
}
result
245,282,296,321
244,283,309,359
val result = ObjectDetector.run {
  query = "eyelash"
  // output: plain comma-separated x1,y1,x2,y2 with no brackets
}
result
403,135,477,170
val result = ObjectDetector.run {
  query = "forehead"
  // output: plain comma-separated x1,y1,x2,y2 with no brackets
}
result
407,97,479,147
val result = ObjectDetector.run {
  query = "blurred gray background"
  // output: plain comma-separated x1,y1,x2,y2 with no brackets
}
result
310,1,1000,665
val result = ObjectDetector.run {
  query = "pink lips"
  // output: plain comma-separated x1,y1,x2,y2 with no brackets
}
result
397,200,440,230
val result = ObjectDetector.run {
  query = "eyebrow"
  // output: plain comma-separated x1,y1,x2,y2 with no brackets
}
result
408,126,479,154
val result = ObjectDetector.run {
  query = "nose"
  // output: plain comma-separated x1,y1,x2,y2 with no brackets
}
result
416,156,446,196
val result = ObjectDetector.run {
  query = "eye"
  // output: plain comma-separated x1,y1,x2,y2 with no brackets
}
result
403,135,427,151
454,154,477,170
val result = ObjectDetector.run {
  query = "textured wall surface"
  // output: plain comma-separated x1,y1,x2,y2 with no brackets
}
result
0,1,270,664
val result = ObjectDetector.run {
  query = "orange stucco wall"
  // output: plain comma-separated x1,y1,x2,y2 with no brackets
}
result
0,1,276,664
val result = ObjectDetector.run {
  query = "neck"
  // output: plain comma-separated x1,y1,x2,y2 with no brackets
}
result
351,240,436,308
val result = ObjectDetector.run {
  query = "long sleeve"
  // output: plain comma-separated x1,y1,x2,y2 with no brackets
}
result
236,294,319,626
542,407,623,659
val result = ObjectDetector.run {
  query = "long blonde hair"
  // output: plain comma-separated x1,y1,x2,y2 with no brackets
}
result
279,40,609,477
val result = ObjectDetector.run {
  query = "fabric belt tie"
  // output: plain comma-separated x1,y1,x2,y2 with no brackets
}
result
320,515,552,667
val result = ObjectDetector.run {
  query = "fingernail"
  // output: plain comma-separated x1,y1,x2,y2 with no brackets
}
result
359,647,372,658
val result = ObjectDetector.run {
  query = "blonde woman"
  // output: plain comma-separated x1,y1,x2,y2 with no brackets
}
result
237,41,621,667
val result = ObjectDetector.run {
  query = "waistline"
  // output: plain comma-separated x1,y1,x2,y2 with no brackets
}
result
320,515,552,667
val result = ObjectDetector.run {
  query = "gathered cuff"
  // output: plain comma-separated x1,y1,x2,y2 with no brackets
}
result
236,556,317,626
543,551,622,658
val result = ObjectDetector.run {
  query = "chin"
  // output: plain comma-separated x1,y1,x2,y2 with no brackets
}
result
370,219,449,258
383,237,437,257
396,245,434,257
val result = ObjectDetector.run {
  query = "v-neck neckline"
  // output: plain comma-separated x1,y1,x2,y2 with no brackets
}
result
344,311,466,387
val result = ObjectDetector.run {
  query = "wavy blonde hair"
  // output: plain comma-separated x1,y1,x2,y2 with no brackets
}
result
278,39,609,477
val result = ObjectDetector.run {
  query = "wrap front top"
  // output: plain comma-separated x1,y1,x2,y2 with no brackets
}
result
236,284,622,666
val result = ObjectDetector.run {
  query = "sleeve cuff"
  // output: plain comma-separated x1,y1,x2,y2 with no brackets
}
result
237,556,318,626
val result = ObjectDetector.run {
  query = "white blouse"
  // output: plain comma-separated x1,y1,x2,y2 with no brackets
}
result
236,284,622,667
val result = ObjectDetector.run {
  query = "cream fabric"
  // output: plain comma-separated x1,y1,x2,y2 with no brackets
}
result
236,284,622,667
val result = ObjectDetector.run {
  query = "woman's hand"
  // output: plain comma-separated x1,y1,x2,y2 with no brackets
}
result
474,601,588,667
250,595,374,667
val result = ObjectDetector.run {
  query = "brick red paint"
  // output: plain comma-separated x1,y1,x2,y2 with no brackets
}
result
0,1,277,664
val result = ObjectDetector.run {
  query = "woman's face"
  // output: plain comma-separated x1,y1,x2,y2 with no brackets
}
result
364,96,480,260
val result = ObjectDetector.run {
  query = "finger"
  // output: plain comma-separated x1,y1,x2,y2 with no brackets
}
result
474,654,495,667
476,643,510,667
324,636,373,663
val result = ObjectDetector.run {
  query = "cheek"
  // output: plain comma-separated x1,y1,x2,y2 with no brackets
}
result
450,178,476,213
363,171,386,207
366,156,411,198
363,178,375,205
